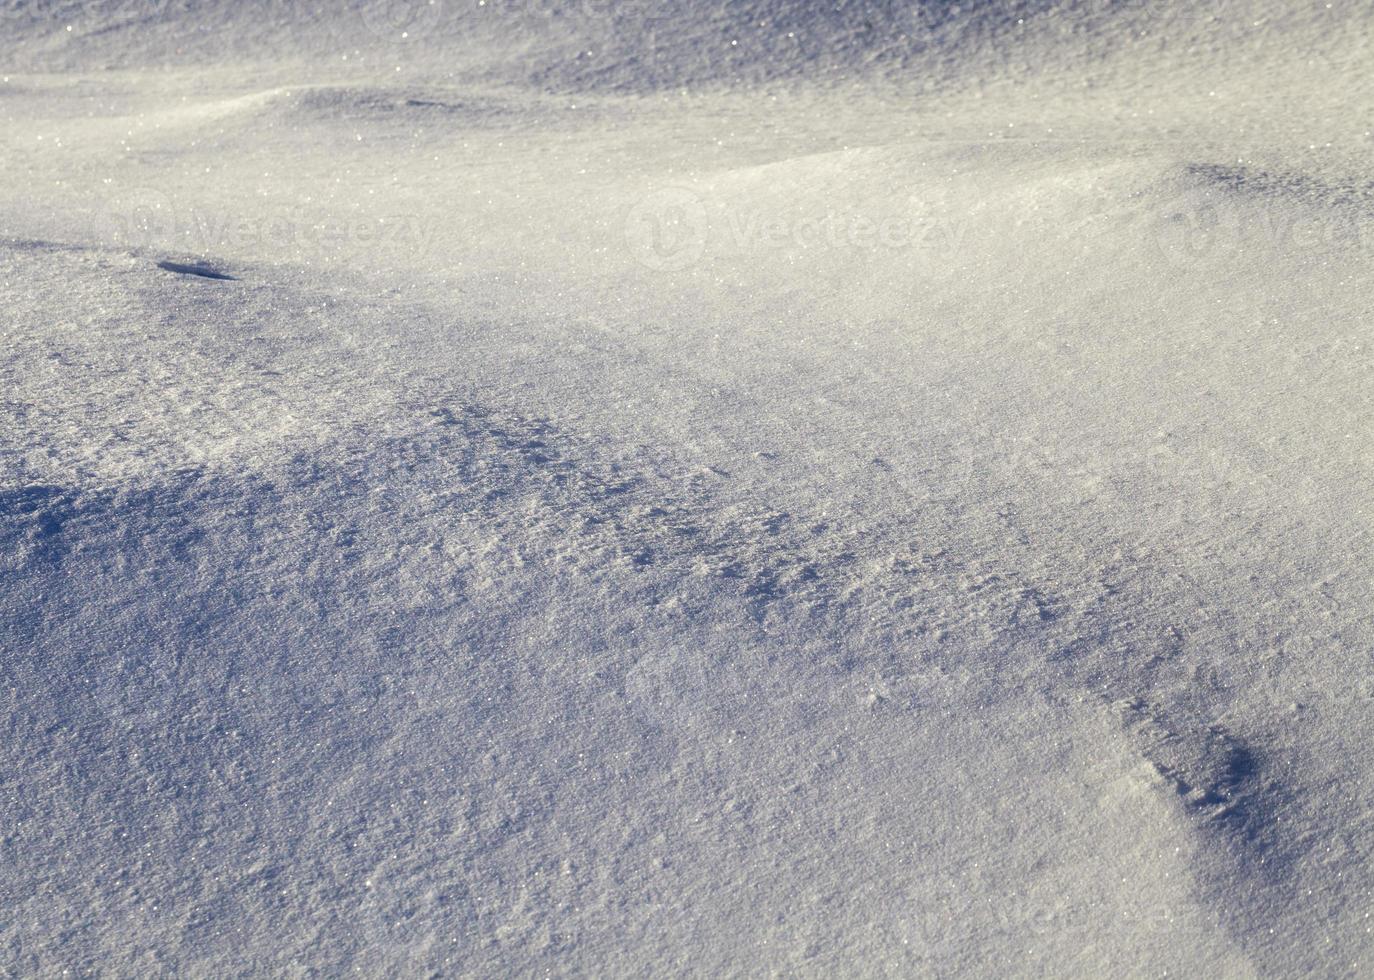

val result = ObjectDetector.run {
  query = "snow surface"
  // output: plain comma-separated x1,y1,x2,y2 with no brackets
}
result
2,0,1374,974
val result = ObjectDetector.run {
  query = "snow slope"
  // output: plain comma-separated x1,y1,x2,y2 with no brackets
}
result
3,0,1374,975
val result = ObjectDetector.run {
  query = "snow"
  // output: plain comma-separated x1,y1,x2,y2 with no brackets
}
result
3,0,1374,974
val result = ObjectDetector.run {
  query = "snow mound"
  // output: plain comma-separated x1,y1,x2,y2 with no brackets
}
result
5,0,1374,974
4,0,1369,96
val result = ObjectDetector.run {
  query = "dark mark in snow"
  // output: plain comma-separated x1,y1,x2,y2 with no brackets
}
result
157,260,237,281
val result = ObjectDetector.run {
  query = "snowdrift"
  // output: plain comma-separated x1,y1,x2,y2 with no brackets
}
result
3,0,1374,975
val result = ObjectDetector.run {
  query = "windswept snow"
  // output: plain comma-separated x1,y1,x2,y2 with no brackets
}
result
3,1,1374,975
